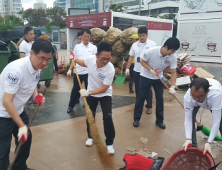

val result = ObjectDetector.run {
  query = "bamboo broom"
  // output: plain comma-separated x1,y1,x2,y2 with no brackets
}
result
71,59,114,169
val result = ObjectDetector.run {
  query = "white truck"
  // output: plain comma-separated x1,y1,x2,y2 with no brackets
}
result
177,0,222,63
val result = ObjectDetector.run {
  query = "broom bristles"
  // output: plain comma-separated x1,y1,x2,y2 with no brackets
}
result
85,102,115,169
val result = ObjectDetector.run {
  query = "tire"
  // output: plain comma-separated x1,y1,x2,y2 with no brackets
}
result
45,80,51,87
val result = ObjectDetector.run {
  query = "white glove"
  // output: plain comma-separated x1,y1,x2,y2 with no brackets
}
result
67,69,72,76
169,86,176,95
183,139,192,152
80,89,90,97
125,68,130,76
18,125,28,143
150,68,157,75
203,142,212,155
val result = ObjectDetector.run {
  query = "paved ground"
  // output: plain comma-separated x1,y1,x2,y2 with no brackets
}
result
8,50,222,170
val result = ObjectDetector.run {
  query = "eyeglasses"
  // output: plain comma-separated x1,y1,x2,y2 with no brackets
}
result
34,53,51,62
99,56,112,61
138,34,147,37
190,92,207,100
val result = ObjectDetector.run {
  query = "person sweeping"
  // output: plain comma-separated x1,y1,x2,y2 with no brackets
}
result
71,42,116,154
0,39,54,170
183,78,222,155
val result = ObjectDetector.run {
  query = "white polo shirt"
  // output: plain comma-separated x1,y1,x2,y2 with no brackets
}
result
129,39,156,73
0,57,40,118
19,39,34,57
184,78,222,143
74,42,97,75
84,55,115,97
141,46,177,79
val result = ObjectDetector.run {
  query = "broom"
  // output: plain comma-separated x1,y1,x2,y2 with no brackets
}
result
155,72,220,140
8,88,47,170
71,59,114,169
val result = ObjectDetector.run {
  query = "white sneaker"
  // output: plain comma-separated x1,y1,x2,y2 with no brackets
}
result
107,145,115,155
86,138,93,146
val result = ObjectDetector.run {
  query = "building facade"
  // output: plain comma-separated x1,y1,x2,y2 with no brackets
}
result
71,0,101,13
105,0,179,17
53,0,66,9
0,0,22,17
34,0,47,10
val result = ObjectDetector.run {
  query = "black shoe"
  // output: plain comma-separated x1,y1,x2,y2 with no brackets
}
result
26,168,35,170
67,107,73,113
133,120,139,127
129,90,134,94
156,122,166,129
76,100,80,104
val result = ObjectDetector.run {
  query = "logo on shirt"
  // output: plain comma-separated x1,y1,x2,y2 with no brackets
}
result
145,47,150,49
185,107,190,110
34,73,40,82
164,60,171,65
97,73,105,80
6,73,19,84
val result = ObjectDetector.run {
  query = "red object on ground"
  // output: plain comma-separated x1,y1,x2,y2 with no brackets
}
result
180,64,196,75
55,53,58,60
161,147,215,170
123,153,154,170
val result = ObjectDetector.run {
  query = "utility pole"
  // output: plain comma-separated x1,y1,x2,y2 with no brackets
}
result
138,0,141,15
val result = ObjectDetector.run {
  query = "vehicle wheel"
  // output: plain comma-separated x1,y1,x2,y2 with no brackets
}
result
45,80,51,87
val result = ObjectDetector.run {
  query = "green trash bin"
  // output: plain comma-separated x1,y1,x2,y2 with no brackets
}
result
0,47,11,74
8,41,20,62
39,54,54,87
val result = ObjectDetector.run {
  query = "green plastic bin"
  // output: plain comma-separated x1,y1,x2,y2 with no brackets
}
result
39,54,54,87
0,47,11,74
8,41,20,62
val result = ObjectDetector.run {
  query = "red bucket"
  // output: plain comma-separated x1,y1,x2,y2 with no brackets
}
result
161,147,215,170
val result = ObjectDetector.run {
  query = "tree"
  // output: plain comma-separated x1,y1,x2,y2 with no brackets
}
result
4,15,23,26
109,4,124,12
22,8,49,26
46,6,66,28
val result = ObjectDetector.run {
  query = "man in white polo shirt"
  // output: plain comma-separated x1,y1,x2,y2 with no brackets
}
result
19,27,35,58
0,39,54,170
67,28,97,113
72,42,115,154
125,26,156,114
183,78,222,155
133,37,180,129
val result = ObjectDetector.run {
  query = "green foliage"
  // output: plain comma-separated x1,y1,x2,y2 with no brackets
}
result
46,6,66,28
159,13,176,19
109,4,124,12
0,24,15,33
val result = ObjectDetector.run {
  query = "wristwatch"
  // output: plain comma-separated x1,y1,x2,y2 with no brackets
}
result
88,91,91,96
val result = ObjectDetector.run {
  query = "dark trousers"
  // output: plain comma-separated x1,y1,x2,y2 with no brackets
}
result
192,106,222,147
0,111,32,170
53,56,58,72
134,71,152,109
68,74,88,108
134,76,164,123
86,96,115,145
129,64,134,92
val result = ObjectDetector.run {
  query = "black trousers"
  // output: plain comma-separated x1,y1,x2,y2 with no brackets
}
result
68,74,88,108
129,64,134,92
53,56,58,72
133,71,153,109
0,111,32,170
192,106,222,147
86,96,115,145
134,76,164,123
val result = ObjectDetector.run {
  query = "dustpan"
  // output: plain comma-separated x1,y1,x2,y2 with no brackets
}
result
114,63,126,84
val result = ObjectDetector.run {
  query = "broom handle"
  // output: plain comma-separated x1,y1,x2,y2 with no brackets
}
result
156,74,184,109
71,59,87,104
8,88,47,170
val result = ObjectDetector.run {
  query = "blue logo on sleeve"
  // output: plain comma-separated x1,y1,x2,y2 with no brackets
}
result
6,73,19,84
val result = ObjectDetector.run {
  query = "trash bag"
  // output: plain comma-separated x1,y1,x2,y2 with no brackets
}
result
112,40,126,57
110,55,121,65
103,27,122,45
90,28,106,43
0,34,8,50
0,30,23,44
115,67,121,75
120,27,138,45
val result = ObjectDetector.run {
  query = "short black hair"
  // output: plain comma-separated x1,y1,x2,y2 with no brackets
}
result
138,26,148,35
77,31,83,37
31,39,54,54
24,27,34,35
82,28,91,35
163,37,180,50
97,42,112,55
190,78,210,93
